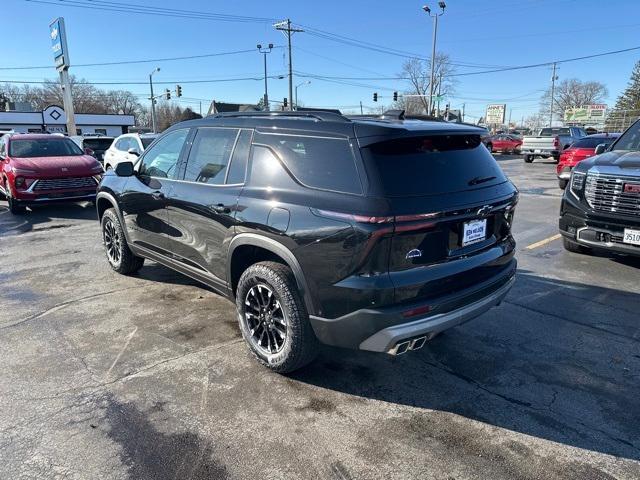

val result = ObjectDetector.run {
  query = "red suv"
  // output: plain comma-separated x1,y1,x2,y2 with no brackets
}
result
556,133,620,189
0,134,103,214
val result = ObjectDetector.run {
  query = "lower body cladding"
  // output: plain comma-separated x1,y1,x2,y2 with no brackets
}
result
560,197,640,257
309,261,516,356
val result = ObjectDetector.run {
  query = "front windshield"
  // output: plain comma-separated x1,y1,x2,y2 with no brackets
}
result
612,121,640,151
9,138,84,158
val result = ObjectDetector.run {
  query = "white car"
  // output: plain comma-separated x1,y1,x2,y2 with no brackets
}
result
103,133,158,170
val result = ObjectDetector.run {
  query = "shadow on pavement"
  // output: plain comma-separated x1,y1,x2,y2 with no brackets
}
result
290,271,640,462
0,201,96,236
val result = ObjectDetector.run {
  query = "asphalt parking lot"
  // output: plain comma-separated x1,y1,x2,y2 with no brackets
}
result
1,155,639,480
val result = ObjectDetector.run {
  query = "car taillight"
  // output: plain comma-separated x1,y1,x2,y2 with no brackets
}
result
553,136,560,149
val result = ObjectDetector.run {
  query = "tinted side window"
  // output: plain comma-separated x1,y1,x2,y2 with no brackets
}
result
613,121,640,151
184,128,239,184
139,129,188,179
260,134,362,194
226,129,252,184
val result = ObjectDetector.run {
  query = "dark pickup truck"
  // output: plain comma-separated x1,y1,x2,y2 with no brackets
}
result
560,119,640,256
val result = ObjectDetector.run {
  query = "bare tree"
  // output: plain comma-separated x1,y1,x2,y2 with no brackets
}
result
103,90,141,115
395,53,456,115
540,78,608,119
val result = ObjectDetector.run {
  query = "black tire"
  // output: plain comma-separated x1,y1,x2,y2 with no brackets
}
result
558,178,568,190
236,261,319,373
101,208,144,274
524,155,534,163
7,190,26,214
563,237,591,255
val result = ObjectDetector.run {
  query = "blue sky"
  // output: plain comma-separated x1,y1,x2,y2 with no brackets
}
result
4,0,640,122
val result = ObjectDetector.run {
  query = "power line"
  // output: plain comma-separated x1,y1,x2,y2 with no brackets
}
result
20,0,277,23
0,47,281,71
0,74,287,85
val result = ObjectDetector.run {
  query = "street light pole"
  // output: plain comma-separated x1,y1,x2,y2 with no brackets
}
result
257,44,273,111
423,3,446,116
295,80,310,110
149,67,160,133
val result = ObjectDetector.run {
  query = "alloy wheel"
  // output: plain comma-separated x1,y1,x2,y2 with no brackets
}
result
103,218,121,265
244,284,287,355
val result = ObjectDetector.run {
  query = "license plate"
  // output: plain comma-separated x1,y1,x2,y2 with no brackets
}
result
623,228,640,246
534,149,541,153
462,219,487,246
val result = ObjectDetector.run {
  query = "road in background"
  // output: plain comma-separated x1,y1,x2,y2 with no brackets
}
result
1,155,639,479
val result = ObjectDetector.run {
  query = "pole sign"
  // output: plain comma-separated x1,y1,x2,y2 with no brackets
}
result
486,104,506,124
50,17,70,70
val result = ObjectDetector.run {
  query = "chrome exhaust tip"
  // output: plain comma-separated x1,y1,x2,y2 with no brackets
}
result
390,340,411,355
409,336,427,351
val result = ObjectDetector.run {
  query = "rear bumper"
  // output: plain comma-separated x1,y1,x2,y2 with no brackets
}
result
309,259,516,352
521,148,559,157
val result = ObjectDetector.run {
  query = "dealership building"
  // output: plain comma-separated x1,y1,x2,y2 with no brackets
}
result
0,105,135,136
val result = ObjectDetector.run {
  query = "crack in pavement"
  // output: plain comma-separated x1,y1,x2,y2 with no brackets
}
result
504,300,639,343
0,286,147,329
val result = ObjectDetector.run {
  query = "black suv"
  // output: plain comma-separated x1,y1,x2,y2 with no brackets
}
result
560,119,640,256
96,111,518,373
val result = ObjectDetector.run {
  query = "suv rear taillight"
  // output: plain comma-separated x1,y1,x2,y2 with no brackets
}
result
553,136,560,149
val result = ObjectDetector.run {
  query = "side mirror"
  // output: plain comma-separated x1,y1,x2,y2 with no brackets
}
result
127,147,140,156
594,143,607,155
114,161,134,177
84,147,95,157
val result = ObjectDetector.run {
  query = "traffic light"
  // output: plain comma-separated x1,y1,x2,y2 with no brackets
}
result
373,92,378,102
393,91,398,102
176,85,182,97
165,88,171,100
283,97,288,108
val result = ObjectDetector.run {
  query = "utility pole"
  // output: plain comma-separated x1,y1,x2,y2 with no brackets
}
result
508,108,512,131
423,3,446,116
149,67,160,133
549,62,558,127
360,101,363,115
274,19,303,111
462,103,465,122
257,43,273,111
436,70,443,117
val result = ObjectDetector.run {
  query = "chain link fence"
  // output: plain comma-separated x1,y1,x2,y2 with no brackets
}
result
602,109,640,133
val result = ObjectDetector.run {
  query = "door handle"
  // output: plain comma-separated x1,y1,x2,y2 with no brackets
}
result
212,203,231,214
151,191,165,200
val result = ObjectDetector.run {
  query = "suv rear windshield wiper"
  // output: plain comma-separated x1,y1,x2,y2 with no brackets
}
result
468,175,496,186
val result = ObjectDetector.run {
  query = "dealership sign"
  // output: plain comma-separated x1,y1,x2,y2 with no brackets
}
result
486,104,506,124
50,17,70,70
564,104,607,122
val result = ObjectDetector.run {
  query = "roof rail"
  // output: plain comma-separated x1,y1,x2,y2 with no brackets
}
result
209,110,351,123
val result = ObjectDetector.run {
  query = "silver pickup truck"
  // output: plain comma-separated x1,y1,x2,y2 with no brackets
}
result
520,127,587,163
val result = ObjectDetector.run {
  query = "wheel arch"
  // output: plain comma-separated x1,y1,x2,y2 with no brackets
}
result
96,191,133,244
228,234,315,315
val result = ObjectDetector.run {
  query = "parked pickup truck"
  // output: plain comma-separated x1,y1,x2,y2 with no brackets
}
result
520,127,587,163
559,119,640,257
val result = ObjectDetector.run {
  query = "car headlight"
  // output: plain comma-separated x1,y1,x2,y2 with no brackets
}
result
570,171,586,192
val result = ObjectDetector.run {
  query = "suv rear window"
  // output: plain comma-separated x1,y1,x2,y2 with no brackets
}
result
259,133,362,194
83,138,113,151
363,134,506,197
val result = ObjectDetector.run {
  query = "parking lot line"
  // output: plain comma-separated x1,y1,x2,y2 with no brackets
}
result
525,233,562,250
